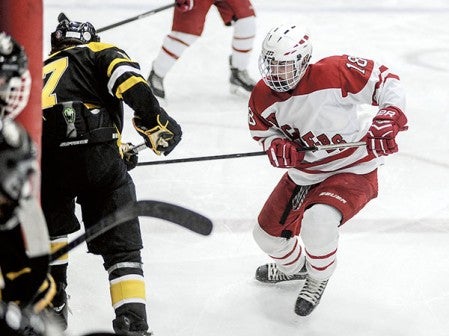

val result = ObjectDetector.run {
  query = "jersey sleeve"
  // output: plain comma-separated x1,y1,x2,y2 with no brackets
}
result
337,54,406,112
248,81,286,151
94,43,161,126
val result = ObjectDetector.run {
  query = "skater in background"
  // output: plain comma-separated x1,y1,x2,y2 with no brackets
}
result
148,0,257,99
249,23,407,316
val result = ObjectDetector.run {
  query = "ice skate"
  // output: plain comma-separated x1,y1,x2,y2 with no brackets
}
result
50,283,69,330
294,275,328,316
113,315,153,336
255,263,307,283
147,69,165,99
229,56,256,95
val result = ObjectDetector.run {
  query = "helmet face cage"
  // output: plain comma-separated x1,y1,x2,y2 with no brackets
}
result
51,20,100,53
259,54,304,93
258,24,312,92
0,32,31,120
0,70,31,120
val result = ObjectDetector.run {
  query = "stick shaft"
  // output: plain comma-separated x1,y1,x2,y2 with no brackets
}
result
307,141,366,151
97,3,175,33
135,141,366,166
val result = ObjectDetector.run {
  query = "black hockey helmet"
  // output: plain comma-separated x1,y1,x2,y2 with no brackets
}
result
50,15,100,53
0,119,36,204
0,32,31,120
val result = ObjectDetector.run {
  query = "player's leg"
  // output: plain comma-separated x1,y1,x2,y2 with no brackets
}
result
41,150,81,330
216,0,257,93
295,170,378,316
149,0,213,99
80,144,150,335
253,173,308,283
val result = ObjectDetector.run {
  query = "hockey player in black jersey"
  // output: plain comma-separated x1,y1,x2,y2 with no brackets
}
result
0,31,58,336
0,119,58,336
42,17,182,336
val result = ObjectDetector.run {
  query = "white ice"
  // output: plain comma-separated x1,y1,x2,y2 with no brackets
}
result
42,1,449,335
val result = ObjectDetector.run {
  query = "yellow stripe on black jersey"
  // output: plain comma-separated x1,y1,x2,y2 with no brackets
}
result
43,41,160,133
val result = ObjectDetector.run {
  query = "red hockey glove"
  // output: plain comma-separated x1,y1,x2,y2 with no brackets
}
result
367,107,408,157
175,0,194,12
266,138,305,168
133,108,182,156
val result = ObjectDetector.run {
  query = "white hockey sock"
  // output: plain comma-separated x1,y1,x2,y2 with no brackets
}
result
300,204,341,280
152,31,199,78
253,223,305,275
230,16,256,70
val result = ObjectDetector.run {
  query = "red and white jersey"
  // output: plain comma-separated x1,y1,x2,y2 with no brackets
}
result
248,54,406,185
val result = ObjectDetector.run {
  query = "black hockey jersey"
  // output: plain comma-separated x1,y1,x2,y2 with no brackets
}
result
42,42,161,146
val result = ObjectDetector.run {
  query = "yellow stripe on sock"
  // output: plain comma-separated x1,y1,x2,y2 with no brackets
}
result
50,240,68,265
110,275,146,307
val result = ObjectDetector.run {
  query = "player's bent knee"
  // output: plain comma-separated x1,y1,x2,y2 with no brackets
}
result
253,222,284,254
301,204,341,245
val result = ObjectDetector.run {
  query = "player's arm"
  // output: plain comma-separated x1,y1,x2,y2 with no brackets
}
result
367,59,407,156
98,46,182,155
248,92,304,168
339,55,408,157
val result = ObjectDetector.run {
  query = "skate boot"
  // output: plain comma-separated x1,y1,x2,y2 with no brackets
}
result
294,275,329,316
229,56,256,94
50,283,69,330
255,263,307,283
113,315,153,336
147,69,165,99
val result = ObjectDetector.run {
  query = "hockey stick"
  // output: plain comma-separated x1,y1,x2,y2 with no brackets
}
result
96,3,175,33
135,141,367,166
57,4,174,34
50,200,213,262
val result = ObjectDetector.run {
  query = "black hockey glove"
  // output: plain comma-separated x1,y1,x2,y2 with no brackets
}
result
120,143,139,171
132,108,182,156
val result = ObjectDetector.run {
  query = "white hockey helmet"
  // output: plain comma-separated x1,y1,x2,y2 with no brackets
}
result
258,24,312,92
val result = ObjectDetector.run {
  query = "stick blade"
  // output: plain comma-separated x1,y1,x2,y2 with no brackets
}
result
136,200,213,236
50,200,212,262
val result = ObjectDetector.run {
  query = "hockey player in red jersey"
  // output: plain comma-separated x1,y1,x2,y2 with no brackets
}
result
249,24,408,316
148,0,257,98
